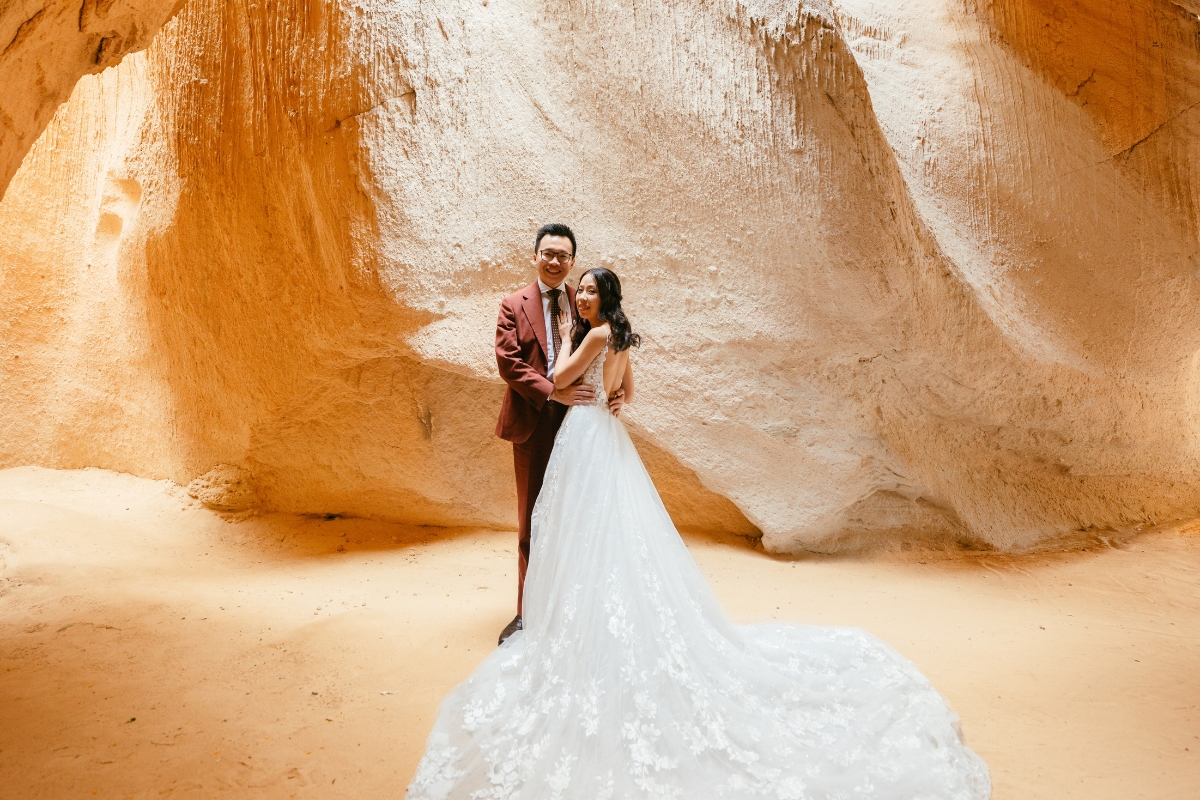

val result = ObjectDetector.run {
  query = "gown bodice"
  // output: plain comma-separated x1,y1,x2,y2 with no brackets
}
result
577,336,610,408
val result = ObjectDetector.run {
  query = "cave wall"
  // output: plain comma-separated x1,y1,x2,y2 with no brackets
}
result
0,0,185,199
3,0,1200,551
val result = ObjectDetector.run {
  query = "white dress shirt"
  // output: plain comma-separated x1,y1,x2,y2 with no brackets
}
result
537,278,570,378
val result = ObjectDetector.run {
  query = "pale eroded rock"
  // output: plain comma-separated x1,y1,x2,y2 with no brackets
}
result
2,0,1199,552
0,0,184,199
186,464,257,512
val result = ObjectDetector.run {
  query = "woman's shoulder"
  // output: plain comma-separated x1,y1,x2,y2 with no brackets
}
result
586,324,612,342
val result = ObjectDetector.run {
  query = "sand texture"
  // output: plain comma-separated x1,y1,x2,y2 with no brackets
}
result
1,466,1197,798
5,1,1200,552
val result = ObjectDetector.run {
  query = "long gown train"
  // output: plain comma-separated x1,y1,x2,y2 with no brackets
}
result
407,344,991,799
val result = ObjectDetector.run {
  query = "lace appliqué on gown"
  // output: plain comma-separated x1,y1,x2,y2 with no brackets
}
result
407,341,991,800
577,336,610,408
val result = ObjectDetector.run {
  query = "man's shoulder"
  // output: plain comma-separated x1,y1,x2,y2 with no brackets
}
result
500,282,539,308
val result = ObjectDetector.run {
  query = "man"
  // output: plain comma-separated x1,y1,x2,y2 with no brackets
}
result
493,223,623,645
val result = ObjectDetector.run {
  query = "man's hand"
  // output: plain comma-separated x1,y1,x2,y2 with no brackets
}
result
551,384,596,406
608,388,626,417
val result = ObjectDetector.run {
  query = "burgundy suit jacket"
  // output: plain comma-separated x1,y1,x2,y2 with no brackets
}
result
495,282,576,443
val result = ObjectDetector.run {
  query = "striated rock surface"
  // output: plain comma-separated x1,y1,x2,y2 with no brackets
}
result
0,0,184,199
2,0,1200,551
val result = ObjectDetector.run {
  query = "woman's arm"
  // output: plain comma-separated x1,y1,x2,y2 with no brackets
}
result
554,327,609,389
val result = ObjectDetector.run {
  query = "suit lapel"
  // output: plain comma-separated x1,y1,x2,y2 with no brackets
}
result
521,283,548,362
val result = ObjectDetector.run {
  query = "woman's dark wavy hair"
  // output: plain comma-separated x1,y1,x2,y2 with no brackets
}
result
571,268,641,353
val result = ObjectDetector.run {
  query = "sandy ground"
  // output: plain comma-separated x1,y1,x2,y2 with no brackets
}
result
1,466,1198,799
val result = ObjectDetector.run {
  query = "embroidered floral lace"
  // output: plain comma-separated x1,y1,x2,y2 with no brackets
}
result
407,344,991,799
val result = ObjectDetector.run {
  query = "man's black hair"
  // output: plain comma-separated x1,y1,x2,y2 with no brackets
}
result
534,223,577,256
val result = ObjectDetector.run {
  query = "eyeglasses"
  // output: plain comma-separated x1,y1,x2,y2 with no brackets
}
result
537,249,575,264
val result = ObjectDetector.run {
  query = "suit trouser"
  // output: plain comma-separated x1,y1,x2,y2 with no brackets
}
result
512,401,568,616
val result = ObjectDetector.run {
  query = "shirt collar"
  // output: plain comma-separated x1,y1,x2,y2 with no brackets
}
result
537,278,567,295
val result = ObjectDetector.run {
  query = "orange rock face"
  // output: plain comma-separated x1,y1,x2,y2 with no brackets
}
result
0,0,185,198
2,0,1199,551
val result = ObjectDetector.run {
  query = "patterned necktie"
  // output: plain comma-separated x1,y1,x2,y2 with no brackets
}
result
547,288,563,370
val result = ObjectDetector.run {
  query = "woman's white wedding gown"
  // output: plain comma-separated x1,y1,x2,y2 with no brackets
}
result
407,343,991,800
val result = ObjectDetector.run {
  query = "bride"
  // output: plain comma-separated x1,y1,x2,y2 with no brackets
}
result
407,269,991,800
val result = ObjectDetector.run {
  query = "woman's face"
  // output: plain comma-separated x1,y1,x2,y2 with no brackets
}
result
575,274,602,325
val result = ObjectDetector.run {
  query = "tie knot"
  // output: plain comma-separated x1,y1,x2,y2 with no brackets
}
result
546,288,561,300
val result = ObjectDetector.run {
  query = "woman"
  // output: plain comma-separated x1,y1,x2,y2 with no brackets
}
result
407,269,991,800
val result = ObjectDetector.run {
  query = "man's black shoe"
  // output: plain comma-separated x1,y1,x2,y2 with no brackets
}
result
498,614,522,646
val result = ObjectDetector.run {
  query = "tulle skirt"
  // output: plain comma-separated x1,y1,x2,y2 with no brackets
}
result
407,404,991,799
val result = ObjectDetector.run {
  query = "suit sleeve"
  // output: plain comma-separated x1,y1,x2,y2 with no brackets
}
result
496,299,555,410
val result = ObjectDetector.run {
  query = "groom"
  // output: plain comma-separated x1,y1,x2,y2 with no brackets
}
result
493,223,622,645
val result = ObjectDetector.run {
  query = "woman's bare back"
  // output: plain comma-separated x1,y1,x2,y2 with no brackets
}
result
602,345,628,400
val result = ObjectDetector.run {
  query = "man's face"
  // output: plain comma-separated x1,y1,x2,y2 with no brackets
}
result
533,235,574,288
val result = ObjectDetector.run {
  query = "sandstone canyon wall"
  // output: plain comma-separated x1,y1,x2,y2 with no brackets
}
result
3,0,1200,552
0,0,185,198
